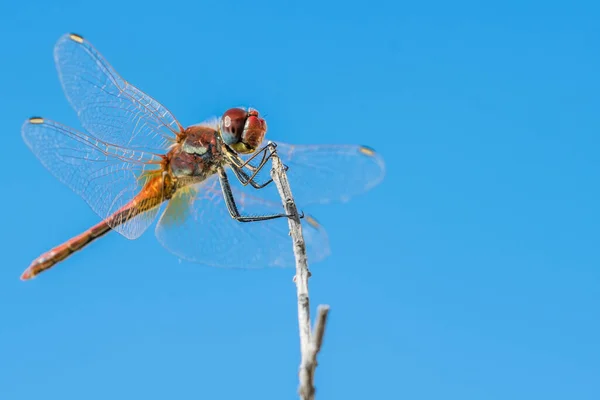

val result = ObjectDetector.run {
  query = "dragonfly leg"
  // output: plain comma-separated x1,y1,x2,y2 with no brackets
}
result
231,165,274,189
218,167,302,222
231,159,290,189
226,142,289,189
236,142,277,170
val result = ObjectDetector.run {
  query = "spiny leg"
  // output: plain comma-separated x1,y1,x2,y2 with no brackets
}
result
228,144,274,188
230,165,273,189
217,167,303,222
226,142,289,189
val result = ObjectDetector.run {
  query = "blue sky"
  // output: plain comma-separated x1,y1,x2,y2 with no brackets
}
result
1,1,599,399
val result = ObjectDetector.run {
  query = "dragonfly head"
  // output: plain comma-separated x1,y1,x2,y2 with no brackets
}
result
219,107,267,154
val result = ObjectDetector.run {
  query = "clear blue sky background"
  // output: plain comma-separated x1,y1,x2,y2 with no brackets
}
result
1,1,599,399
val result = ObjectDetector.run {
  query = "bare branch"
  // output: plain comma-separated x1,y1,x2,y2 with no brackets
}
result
269,143,330,400
312,305,330,354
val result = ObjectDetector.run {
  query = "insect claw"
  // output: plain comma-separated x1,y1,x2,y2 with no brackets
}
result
285,210,304,219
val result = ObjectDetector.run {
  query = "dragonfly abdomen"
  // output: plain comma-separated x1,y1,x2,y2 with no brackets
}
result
20,220,111,280
21,175,169,280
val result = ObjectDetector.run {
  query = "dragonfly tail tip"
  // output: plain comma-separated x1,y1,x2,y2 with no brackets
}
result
20,269,34,281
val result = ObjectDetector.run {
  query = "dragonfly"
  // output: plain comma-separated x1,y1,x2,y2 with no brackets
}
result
20,33,385,280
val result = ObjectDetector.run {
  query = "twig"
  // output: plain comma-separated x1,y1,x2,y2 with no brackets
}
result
269,143,330,400
312,305,330,355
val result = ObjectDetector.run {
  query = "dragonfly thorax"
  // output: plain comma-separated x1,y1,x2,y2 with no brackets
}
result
169,125,223,181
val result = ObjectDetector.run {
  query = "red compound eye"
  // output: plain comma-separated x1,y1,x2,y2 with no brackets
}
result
221,108,248,143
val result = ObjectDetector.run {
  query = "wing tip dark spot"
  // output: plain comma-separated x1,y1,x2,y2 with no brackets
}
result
68,33,84,43
358,145,377,157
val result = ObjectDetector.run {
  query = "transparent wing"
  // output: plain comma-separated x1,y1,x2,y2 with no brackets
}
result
22,117,164,239
244,142,385,206
155,174,330,268
54,33,183,153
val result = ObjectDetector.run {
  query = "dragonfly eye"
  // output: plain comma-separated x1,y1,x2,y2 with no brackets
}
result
221,107,267,154
220,108,246,145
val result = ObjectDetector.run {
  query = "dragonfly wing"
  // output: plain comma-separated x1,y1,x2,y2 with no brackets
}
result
54,33,182,153
155,174,330,268
254,142,385,206
22,117,164,239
